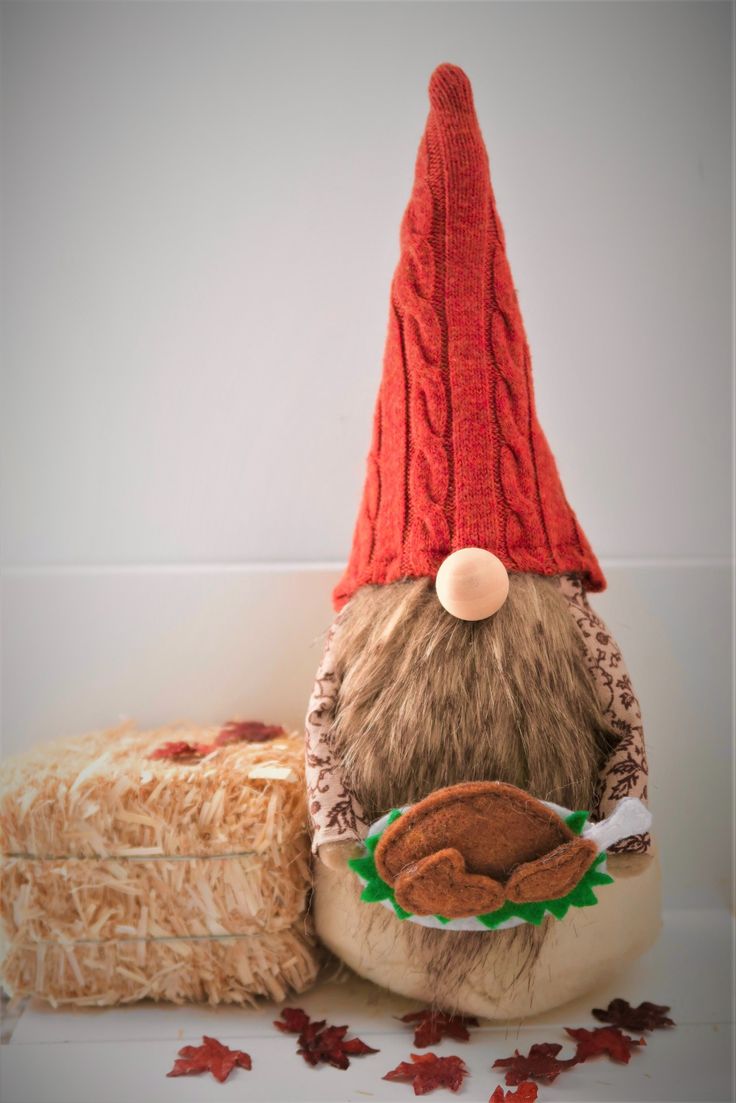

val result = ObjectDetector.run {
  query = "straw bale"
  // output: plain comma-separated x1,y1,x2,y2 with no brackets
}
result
0,723,308,859
1,926,320,1007
1,852,310,943
0,722,320,1006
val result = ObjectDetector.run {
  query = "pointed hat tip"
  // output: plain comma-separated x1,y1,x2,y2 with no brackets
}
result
428,63,475,114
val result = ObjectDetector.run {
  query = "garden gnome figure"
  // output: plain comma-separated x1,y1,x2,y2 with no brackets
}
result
306,63,660,1017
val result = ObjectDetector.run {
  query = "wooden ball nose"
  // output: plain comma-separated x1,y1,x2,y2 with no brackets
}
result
435,548,509,621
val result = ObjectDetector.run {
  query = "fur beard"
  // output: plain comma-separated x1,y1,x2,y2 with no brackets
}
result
329,573,618,823
326,573,619,1003
351,893,558,1015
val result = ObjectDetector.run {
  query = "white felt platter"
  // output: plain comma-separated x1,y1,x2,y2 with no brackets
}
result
353,798,650,931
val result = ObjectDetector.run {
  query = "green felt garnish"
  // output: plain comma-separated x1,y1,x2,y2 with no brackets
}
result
476,854,612,928
565,810,589,835
348,807,613,928
348,811,410,919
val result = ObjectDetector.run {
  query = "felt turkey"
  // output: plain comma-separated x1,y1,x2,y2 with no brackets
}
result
305,64,660,1017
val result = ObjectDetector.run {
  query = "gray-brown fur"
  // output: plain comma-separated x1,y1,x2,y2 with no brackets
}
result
324,573,620,1011
330,574,617,821
354,895,548,1014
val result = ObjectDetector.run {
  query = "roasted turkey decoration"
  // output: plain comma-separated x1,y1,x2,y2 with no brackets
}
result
374,782,598,919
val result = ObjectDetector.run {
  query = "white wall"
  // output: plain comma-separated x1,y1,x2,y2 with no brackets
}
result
1,1,731,566
1,3,732,908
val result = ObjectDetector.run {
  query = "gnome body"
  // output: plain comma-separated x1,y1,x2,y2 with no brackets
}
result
306,65,660,1018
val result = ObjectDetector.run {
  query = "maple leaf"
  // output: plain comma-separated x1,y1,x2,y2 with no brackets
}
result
215,720,285,746
273,1006,378,1069
383,1052,469,1095
592,997,674,1032
493,1042,577,1085
489,1084,538,1102
149,740,213,761
302,1023,377,1069
399,1009,479,1047
166,1035,252,1082
566,1026,645,1064
273,1007,311,1034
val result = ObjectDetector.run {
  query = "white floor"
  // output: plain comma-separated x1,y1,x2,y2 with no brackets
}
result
0,909,732,1103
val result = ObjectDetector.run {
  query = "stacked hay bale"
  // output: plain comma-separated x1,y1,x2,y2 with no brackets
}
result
0,722,320,1006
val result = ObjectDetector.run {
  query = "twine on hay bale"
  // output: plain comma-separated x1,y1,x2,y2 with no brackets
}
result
0,722,321,1006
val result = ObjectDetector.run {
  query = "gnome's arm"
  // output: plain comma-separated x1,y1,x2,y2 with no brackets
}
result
560,576,651,855
305,627,370,857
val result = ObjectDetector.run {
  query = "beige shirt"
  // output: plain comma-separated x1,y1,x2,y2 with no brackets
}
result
305,576,650,855
559,576,650,854
304,627,370,850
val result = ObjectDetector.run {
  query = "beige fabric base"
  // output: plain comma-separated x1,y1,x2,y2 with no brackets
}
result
313,847,661,1020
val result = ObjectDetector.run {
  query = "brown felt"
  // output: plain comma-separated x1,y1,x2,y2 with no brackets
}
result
374,781,573,887
505,837,598,904
393,848,506,919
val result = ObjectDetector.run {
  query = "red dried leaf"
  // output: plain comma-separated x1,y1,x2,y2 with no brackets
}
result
493,1042,577,1085
215,720,285,746
399,1009,479,1047
489,1084,539,1103
592,998,674,1032
166,1035,251,1083
566,1026,645,1064
342,1036,380,1057
301,1023,378,1070
273,1007,311,1034
273,1006,378,1069
149,740,212,761
383,1052,469,1095
293,1017,327,1062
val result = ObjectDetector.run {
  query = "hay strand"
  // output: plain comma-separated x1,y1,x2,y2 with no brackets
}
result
0,723,320,1006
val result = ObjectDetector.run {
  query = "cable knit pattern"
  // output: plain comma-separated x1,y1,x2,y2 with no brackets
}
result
490,229,550,573
560,576,651,855
334,64,604,610
350,398,382,581
395,145,449,574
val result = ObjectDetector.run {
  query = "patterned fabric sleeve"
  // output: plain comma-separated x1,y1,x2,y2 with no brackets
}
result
559,576,652,855
305,626,370,853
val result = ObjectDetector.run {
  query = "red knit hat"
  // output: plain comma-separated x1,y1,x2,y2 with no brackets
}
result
333,63,605,611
